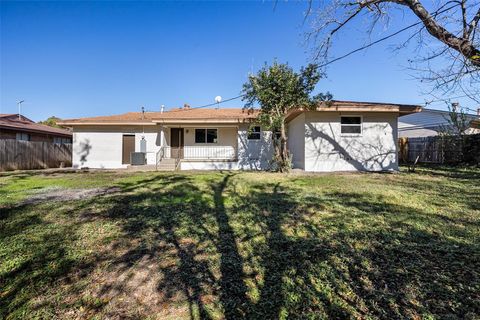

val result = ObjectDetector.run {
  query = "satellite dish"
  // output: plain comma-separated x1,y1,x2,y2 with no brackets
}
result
215,96,222,103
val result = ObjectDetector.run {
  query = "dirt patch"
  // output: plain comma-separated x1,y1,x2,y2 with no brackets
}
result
21,186,121,206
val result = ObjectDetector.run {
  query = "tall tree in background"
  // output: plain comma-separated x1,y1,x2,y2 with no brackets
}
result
243,62,331,172
306,0,480,103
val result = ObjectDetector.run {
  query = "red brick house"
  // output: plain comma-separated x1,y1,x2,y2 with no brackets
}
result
0,114,72,143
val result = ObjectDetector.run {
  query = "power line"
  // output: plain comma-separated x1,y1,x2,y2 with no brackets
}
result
166,3,472,112
175,95,244,111
423,94,473,105
317,3,464,69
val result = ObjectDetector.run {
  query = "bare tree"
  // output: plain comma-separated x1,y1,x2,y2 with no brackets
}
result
306,0,480,103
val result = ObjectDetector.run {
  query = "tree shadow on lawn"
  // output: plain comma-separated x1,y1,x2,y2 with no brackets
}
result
410,164,480,181
2,172,478,319
0,202,109,319
89,173,479,319
0,173,197,319
227,183,479,319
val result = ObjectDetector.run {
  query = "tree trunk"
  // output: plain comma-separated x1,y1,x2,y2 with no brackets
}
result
279,121,289,172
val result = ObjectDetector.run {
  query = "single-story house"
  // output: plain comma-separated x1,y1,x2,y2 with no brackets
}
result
0,114,72,143
58,101,421,172
399,108,480,138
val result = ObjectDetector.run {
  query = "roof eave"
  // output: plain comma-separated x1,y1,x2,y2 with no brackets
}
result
57,121,157,126
152,118,254,124
285,105,422,122
0,124,72,137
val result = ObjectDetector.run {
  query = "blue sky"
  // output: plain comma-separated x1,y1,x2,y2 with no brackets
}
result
0,1,473,121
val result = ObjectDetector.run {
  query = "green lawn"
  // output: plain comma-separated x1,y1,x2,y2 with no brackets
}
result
1,167,479,319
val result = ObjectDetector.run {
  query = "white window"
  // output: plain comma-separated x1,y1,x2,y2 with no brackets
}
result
195,129,217,143
341,116,362,135
247,126,261,140
16,133,30,141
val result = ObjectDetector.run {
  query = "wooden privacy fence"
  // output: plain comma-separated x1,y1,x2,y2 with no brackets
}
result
399,134,480,164
0,140,72,171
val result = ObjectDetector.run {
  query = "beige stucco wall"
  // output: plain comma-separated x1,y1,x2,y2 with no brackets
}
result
72,125,163,168
183,127,237,147
287,113,305,169
303,111,399,172
237,124,273,170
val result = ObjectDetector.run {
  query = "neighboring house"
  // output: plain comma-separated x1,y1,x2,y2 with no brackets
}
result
0,114,72,143
398,108,480,138
58,101,421,172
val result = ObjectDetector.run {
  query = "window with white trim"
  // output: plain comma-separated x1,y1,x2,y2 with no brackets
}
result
195,128,217,143
341,116,362,134
247,126,261,140
16,133,30,141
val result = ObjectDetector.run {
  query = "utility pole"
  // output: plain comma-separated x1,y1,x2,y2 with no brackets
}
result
17,100,25,120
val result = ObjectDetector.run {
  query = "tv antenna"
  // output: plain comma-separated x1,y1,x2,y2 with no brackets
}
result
17,100,25,120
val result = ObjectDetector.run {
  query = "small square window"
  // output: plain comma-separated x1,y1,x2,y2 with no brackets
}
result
341,116,362,135
248,126,261,140
195,129,206,143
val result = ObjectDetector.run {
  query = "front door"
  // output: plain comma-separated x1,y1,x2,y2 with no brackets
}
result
122,134,135,164
170,128,184,159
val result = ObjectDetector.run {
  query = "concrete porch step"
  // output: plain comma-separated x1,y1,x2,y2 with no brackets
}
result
157,159,177,171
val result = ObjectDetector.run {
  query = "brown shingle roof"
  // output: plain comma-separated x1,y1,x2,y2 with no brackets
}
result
0,114,72,137
58,100,422,125
59,108,258,125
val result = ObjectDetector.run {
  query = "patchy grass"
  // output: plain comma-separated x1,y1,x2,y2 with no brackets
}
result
0,167,479,319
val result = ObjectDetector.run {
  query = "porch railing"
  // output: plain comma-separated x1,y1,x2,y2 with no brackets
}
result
183,146,236,160
156,146,236,164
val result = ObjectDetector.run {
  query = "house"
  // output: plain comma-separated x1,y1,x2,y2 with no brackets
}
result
58,101,421,172
0,114,72,143
399,108,480,138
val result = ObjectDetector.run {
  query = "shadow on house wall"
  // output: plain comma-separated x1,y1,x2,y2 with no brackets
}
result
305,122,397,171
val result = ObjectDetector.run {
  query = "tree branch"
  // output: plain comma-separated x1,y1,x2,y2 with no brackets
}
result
402,0,480,66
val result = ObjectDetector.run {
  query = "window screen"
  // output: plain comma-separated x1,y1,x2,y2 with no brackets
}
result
195,129,206,143
195,129,218,143
206,129,217,143
341,116,362,134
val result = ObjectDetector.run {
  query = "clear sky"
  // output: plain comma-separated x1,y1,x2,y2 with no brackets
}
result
0,1,475,121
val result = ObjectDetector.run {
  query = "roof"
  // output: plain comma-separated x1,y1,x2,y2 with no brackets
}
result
59,108,258,125
58,100,422,126
285,100,421,122
399,108,480,131
469,118,480,129
0,114,72,137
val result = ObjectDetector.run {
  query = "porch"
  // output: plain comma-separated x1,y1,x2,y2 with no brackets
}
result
156,126,238,170
157,145,238,161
